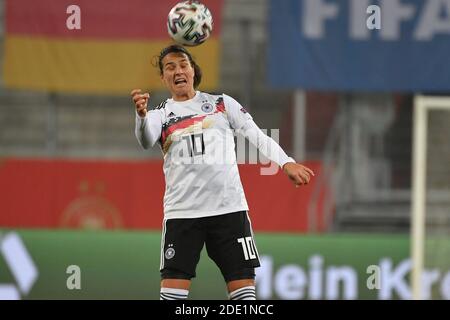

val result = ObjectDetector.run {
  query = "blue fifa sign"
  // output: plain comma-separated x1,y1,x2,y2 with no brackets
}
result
268,0,450,91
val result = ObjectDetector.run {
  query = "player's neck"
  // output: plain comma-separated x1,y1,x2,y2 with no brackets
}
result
172,90,196,102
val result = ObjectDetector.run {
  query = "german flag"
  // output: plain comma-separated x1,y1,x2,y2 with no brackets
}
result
4,0,222,94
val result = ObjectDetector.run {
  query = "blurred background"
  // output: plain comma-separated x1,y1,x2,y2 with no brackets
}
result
0,0,449,299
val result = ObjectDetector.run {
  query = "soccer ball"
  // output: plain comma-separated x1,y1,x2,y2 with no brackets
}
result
167,1,213,46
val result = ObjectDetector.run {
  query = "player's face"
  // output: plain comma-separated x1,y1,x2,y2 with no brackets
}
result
161,53,196,101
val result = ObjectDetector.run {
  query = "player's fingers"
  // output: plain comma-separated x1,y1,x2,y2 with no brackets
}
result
297,171,310,184
303,166,315,177
288,174,299,186
134,94,150,105
131,92,142,102
302,171,311,184
136,105,147,116
136,98,147,106
130,89,142,97
142,94,150,104
133,94,145,103
295,179,303,188
291,174,304,186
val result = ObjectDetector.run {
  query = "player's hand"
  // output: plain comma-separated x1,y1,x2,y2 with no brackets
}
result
131,89,150,118
282,162,315,188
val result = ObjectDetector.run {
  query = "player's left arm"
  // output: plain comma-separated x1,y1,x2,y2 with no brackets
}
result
222,94,314,187
240,120,314,187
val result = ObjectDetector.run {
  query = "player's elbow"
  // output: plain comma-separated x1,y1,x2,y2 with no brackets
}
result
135,133,151,149
139,138,152,149
139,141,150,150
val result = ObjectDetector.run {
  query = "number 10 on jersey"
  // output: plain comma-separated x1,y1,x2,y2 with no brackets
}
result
181,133,205,157
237,236,257,260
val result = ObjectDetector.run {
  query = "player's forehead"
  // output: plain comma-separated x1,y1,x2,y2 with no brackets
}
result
162,52,190,66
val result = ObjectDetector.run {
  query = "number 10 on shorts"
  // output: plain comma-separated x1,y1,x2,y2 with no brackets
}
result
237,237,256,260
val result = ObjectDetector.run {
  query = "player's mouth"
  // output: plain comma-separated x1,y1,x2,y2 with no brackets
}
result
174,78,187,86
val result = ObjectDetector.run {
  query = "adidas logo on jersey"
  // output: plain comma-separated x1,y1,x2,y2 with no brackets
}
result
168,112,176,118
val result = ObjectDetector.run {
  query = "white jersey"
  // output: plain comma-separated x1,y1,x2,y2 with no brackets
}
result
135,91,294,219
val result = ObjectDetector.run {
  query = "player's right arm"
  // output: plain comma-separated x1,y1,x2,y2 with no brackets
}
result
131,89,163,149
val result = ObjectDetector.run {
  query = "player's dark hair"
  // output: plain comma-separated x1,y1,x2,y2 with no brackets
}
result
156,44,202,89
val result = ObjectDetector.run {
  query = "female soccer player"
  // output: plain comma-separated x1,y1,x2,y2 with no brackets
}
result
132,44,313,300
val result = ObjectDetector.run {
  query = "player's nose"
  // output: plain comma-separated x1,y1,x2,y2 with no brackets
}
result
174,65,184,74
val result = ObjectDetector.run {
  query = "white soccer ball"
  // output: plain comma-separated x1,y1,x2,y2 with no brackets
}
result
167,1,213,46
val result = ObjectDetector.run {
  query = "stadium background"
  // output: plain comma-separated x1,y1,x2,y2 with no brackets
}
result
0,0,449,299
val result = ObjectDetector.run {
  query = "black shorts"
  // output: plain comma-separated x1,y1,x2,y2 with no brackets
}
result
160,211,260,282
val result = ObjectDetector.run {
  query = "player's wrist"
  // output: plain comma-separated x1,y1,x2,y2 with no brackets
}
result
136,110,146,119
282,161,296,173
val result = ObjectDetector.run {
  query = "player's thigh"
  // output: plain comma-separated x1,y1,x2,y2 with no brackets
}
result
160,217,205,279
205,211,260,280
